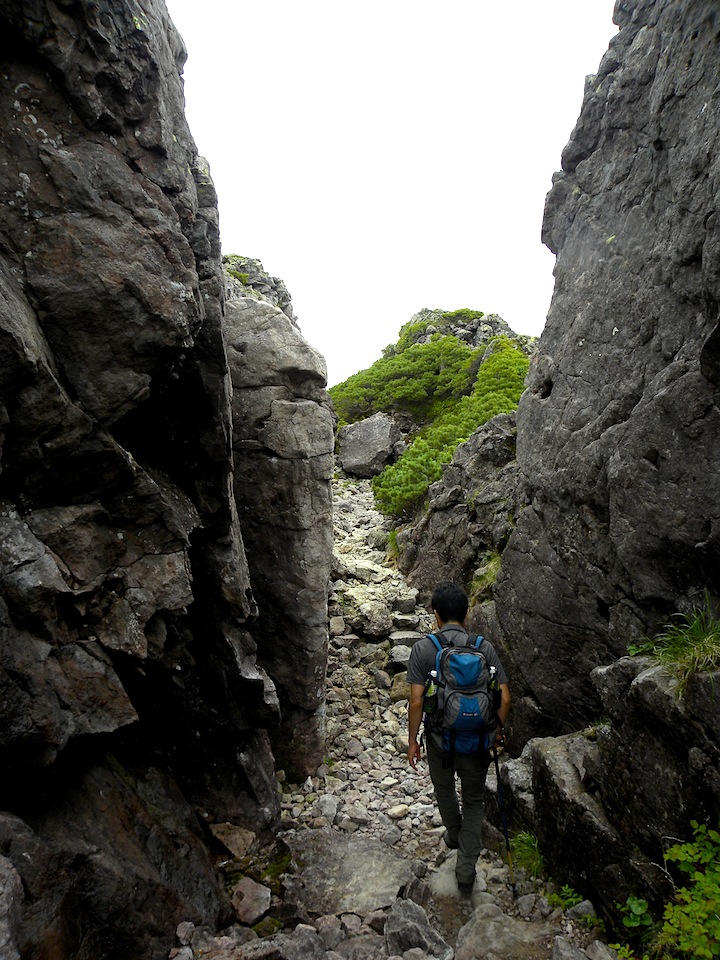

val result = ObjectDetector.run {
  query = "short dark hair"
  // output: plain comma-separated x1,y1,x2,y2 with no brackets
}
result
431,581,469,623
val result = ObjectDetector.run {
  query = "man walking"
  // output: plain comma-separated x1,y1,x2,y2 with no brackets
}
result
406,581,511,894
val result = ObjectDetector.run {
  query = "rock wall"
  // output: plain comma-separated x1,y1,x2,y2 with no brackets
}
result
0,2,332,956
496,0,720,732
224,274,334,780
492,0,720,919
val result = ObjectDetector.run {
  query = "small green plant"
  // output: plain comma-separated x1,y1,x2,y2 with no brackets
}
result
653,820,720,958
227,269,250,284
548,884,584,909
620,896,654,932
609,821,720,959
512,830,545,879
608,896,654,960
628,593,720,695
609,946,648,960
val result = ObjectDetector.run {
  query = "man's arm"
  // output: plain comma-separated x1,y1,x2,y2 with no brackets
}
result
495,682,511,742
407,683,425,769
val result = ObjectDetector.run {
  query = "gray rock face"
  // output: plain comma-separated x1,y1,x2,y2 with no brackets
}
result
224,254,296,322
495,0,720,730
0,855,21,960
338,412,403,477
0,1,331,955
500,660,720,919
225,291,334,778
282,830,415,916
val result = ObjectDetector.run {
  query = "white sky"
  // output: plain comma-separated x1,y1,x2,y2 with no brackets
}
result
164,1,618,386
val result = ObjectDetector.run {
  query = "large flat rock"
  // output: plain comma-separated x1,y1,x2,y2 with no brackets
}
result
282,828,414,915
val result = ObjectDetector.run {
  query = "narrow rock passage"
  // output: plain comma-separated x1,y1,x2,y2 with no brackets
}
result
169,479,618,960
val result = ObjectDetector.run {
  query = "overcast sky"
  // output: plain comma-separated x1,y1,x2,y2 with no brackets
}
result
164,1,618,386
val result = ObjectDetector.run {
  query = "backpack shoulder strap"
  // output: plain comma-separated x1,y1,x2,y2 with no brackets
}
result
428,633,444,653
472,634,485,649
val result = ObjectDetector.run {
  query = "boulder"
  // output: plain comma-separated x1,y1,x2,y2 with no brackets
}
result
455,906,559,960
281,829,414,916
338,412,402,477
231,877,272,925
384,899,453,960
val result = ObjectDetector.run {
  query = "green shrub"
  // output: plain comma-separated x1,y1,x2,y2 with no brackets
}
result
371,337,529,517
628,593,720,695
330,334,479,427
610,821,720,959
655,821,720,958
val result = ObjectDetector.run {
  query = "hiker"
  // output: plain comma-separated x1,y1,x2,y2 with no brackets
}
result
406,580,511,894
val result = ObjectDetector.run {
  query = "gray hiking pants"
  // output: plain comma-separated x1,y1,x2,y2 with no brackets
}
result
427,739,489,884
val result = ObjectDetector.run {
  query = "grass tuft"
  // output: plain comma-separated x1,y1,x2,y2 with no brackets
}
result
512,830,545,879
629,593,720,696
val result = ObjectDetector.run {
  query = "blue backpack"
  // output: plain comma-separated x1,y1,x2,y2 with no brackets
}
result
427,634,495,754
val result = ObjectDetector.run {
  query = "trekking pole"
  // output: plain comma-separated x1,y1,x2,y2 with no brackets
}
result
492,739,516,895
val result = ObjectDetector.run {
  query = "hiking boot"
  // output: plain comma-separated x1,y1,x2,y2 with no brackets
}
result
442,830,459,850
457,875,475,895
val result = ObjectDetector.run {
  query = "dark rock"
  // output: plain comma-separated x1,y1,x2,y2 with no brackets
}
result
477,0,720,909
338,412,403,477
0,760,228,959
384,899,453,960
0,0,331,954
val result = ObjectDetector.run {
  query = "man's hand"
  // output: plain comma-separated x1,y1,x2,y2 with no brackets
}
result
407,739,421,770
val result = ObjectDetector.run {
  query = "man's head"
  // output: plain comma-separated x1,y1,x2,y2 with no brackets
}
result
431,581,469,625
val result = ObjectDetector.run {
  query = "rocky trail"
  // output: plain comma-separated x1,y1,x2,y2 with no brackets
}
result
168,480,619,960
